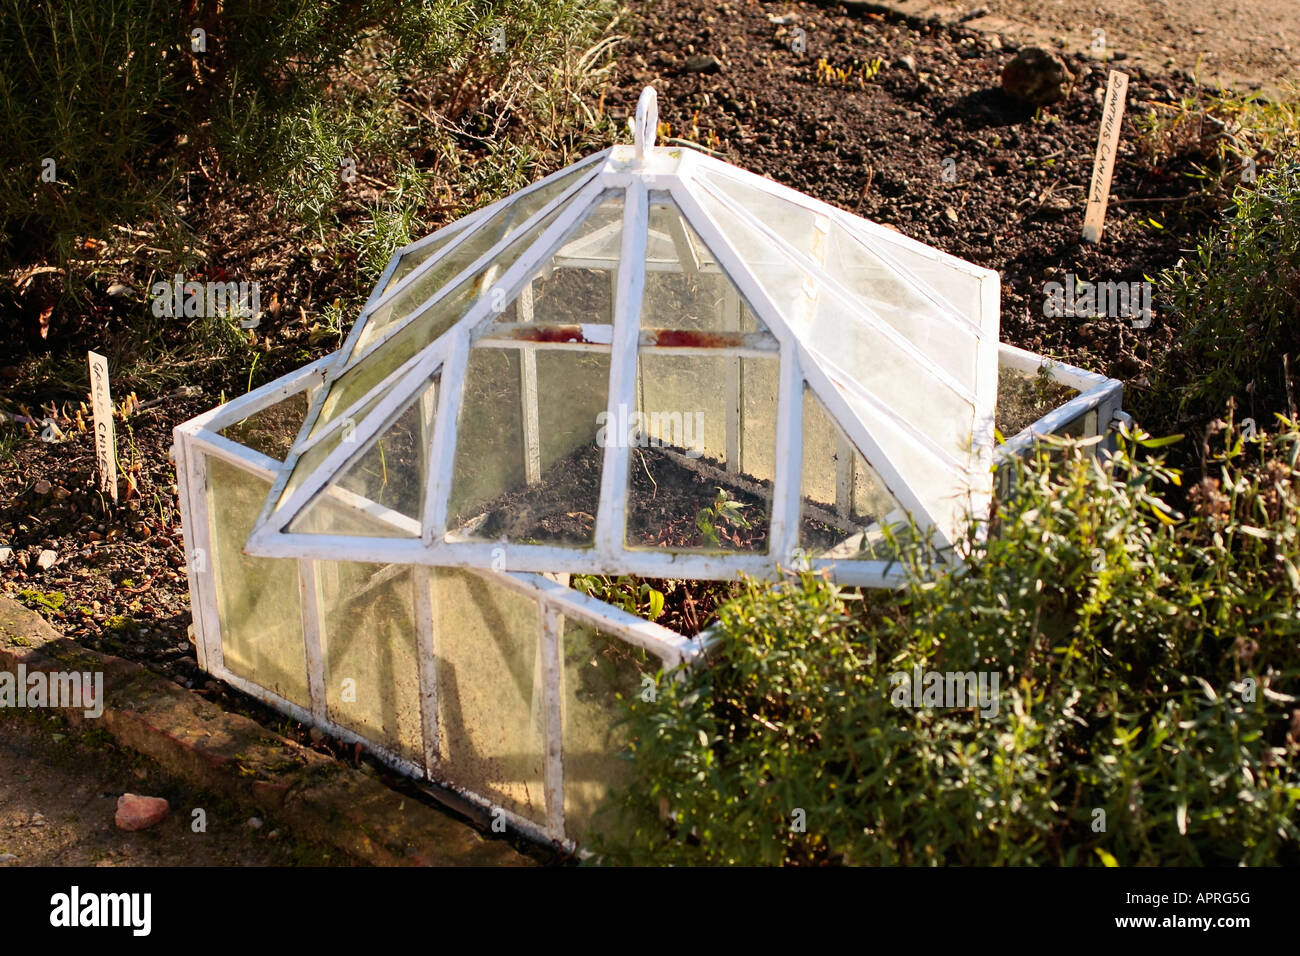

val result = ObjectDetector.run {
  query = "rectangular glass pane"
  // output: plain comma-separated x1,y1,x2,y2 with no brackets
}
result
626,352,776,553
432,569,546,824
561,620,661,841
206,455,308,706
317,561,422,763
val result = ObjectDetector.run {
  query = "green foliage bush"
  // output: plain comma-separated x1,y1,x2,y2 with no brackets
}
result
593,425,1300,865
1152,162,1300,427
0,0,619,282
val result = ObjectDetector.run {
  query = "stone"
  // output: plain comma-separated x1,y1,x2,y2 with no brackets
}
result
0,547,12,566
1001,47,1074,107
896,54,918,75
115,793,169,831
36,549,57,570
0,854,16,863
683,54,723,74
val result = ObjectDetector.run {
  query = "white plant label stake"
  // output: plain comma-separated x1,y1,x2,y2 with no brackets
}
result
88,350,118,502
1082,70,1129,244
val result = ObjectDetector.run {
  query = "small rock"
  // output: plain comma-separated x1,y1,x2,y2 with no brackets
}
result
683,54,723,74
0,853,17,864
33,479,51,495
29,812,46,826
247,817,263,829
36,549,57,571
1001,46,1074,107
944,206,959,224
959,6,990,21
896,54,918,75
767,12,798,25
106,282,134,298
115,793,169,831
0,547,12,566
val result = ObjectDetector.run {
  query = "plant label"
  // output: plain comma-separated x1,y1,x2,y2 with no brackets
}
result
88,350,118,502
1082,70,1129,244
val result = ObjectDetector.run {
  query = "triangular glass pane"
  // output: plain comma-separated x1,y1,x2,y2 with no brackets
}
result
219,390,310,461
274,383,395,515
288,376,439,538
492,192,624,327
640,192,773,336
798,384,906,560
350,160,599,361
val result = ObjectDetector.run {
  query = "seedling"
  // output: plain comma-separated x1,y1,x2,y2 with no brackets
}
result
696,487,752,548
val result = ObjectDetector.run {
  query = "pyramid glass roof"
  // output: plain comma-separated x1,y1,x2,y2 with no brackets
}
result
245,88,1001,586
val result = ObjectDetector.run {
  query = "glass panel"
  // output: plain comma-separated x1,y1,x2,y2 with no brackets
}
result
494,192,623,327
219,391,309,461
433,569,546,824
274,384,392,513
995,366,1079,438
288,376,438,537
317,561,422,763
699,169,820,258
344,196,571,370
205,455,308,706
640,194,771,336
381,229,461,296
799,385,905,561
354,161,599,355
842,218,985,325
822,221,979,386
561,620,661,842
692,183,976,460
448,347,608,546
703,168,983,359
626,352,777,553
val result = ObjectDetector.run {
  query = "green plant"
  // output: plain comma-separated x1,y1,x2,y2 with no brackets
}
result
1135,86,1300,199
573,574,665,622
591,423,1300,866
1149,162,1300,429
695,487,751,548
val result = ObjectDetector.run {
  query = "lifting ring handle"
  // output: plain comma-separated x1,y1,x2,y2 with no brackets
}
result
633,86,658,164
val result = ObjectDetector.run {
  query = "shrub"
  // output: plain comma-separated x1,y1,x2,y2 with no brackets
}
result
0,0,621,289
1151,162,1300,429
592,425,1300,865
